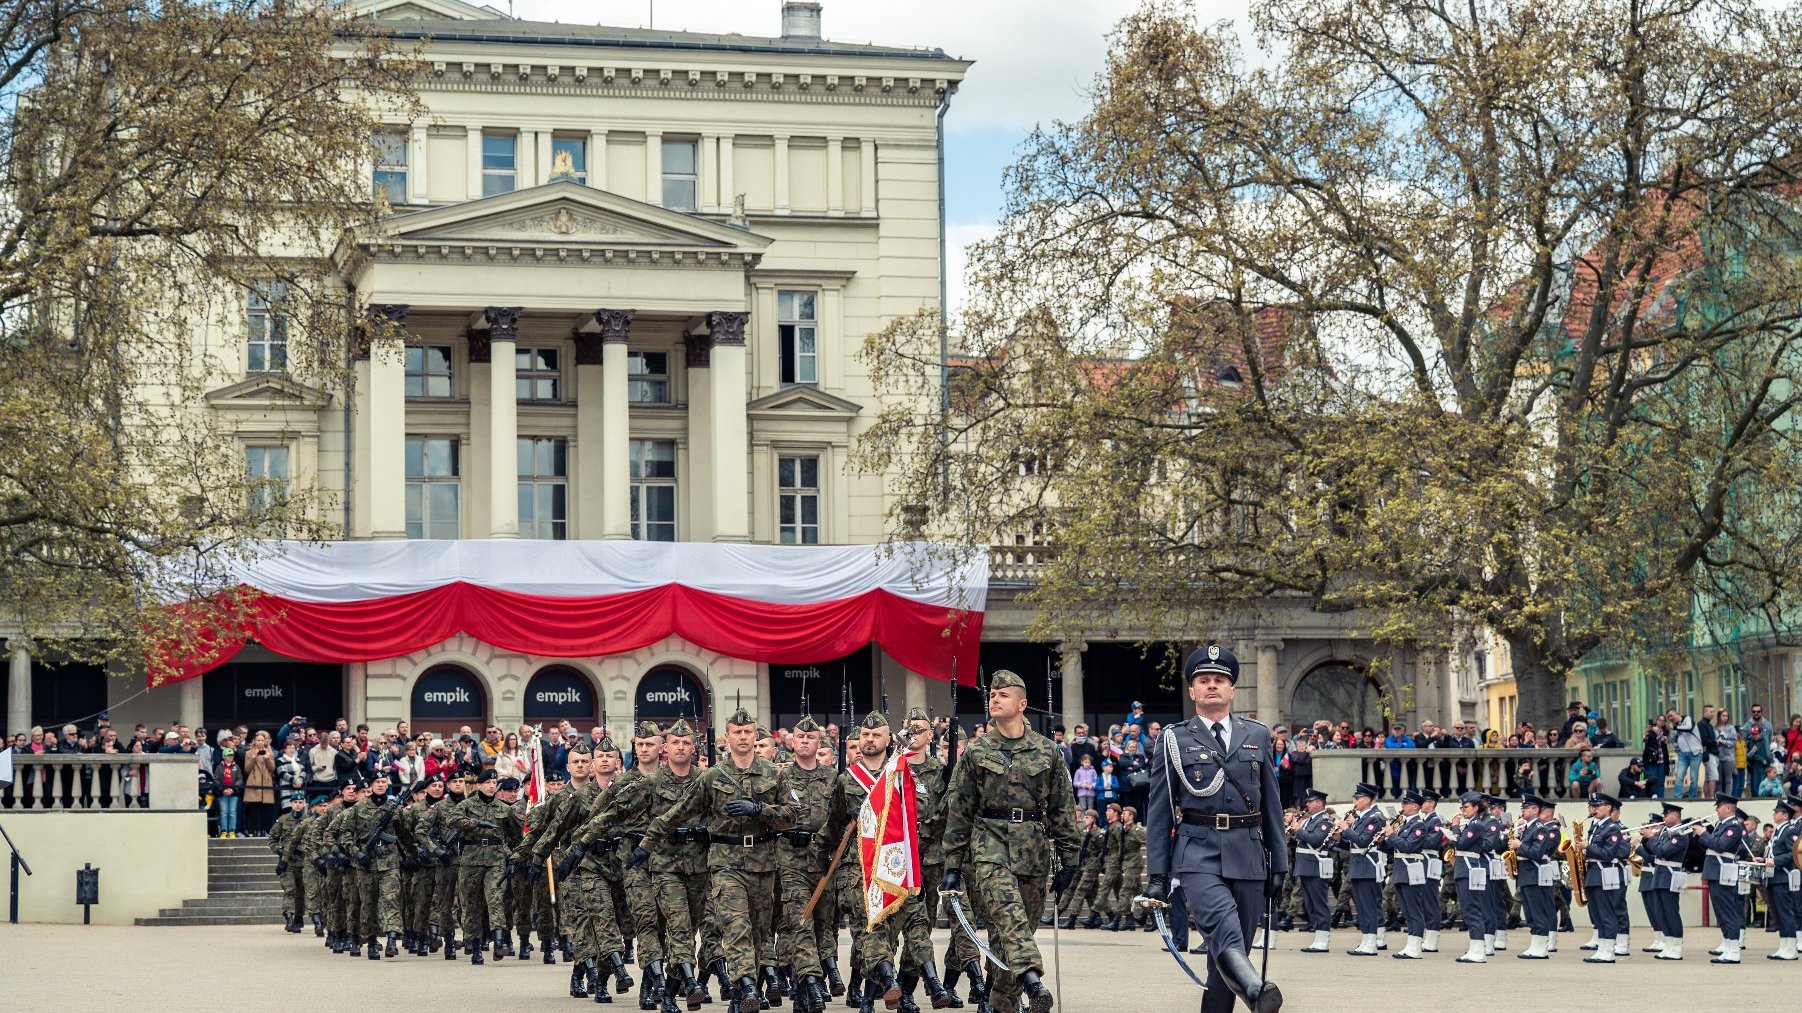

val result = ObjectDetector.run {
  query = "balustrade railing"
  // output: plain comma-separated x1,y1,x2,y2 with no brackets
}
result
1307,747,1643,804
0,754,201,812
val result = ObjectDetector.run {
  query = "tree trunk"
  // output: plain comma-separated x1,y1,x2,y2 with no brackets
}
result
1506,632,1572,734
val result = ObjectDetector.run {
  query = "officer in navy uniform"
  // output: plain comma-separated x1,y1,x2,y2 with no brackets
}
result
1448,790,1495,963
1581,792,1632,964
1698,792,1749,963
1144,644,1286,1013
1767,796,1801,961
1510,794,1559,959
1641,802,1693,960
1416,789,1445,952
1383,790,1433,959
1336,783,1388,956
1287,789,1334,953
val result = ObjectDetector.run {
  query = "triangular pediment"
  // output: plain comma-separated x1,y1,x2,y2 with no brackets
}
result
349,0,508,20
206,374,332,408
747,385,865,418
380,181,774,255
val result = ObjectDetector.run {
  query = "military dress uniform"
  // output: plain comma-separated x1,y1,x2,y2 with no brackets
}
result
1449,790,1500,963
1511,795,1560,959
1339,785,1389,955
1767,798,1802,960
1385,792,1437,958
1288,791,1334,952
942,672,1083,1013
1580,793,1633,964
1638,804,1691,960
1415,791,1447,952
1698,793,1749,963
1482,799,1515,952
1142,647,1286,1013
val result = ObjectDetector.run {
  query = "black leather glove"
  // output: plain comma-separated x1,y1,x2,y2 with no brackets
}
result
556,842,587,879
1051,863,1078,896
1143,874,1169,905
1265,871,1286,901
723,799,763,819
503,858,519,879
274,860,288,876
398,854,416,872
783,829,814,846
354,851,371,870
627,846,651,869
434,849,453,866
940,868,961,894
312,857,327,874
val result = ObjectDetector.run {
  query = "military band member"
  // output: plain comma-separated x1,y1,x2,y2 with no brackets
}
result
1698,792,1749,963
270,792,309,933
1639,802,1692,960
1385,790,1434,959
1339,782,1388,956
1510,795,1558,960
1767,797,1801,961
943,670,1083,1013
1482,794,1512,953
1448,790,1497,963
1416,789,1445,952
1142,646,1286,1013
1288,789,1334,952
1580,792,1631,964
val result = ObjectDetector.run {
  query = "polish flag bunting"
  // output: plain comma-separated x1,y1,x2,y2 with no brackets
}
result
858,748,922,930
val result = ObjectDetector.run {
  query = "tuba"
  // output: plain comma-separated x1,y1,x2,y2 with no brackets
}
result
1563,819,1588,907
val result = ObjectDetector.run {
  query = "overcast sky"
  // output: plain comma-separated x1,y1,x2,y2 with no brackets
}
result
507,1,1254,310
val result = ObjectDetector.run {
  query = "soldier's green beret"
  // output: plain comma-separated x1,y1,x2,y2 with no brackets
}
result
667,719,695,738
727,708,757,728
408,781,428,795
497,777,522,791
476,769,498,783
636,720,664,739
906,707,930,724
988,669,1026,692
860,710,891,731
793,715,822,733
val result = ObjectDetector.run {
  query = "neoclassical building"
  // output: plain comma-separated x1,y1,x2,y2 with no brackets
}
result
1,0,1483,743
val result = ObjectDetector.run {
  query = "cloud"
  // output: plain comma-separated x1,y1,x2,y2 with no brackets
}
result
945,220,996,322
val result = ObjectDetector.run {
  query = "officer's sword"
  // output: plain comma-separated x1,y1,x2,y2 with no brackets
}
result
1136,884,1206,991
943,890,1008,971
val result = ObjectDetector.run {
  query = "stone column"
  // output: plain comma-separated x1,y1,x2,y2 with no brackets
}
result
574,332,604,538
1255,641,1284,725
860,138,877,215
178,676,203,731
1058,640,1086,733
363,305,408,539
774,136,791,214
1414,647,1441,728
345,664,367,731
706,311,750,542
701,133,719,212
597,310,634,538
645,131,663,206
589,129,608,189
684,332,715,539
481,307,521,538
827,137,844,214
7,642,30,738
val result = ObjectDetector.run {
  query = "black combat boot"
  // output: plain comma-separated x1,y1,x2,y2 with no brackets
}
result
588,959,606,1002
662,981,683,1013
625,938,637,964
503,929,517,957
856,979,878,1013
1080,911,1101,929
779,965,796,1000
647,961,669,1004
921,962,957,1010
312,913,325,938
348,937,362,958
609,951,637,994
520,932,534,960
492,928,509,961
678,962,707,1011
1216,947,1283,1013
822,957,846,998
564,934,576,962
471,937,485,965
1106,913,1123,931
844,973,862,1009
736,977,763,1013
763,966,785,1008
960,962,987,1009
896,971,922,1013
1016,971,1052,1013
871,961,901,1010
710,959,732,1005
368,935,382,960
1057,912,1076,930
797,975,828,1013
445,931,459,960
385,931,400,957
573,961,593,999
281,910,294,932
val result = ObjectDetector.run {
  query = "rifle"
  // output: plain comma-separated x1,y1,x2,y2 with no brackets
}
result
944,657,958,794
356,795,404,867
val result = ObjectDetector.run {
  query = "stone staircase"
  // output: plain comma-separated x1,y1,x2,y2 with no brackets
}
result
136,837,287,927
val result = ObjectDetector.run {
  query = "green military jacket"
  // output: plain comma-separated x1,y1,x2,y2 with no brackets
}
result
576,766,658,865
645,753,796,874
411,797,449,856
908,754,949,868
297,813,328,862
1100,823,1124,880
336,795,418,869
441,791,517,867
942,726,1083,878
1075,825,1107,885
520,781,589,864
269,810,306,864
1118,823,1147,876
646,766,708,876
775,761,838,874
319,800,356,859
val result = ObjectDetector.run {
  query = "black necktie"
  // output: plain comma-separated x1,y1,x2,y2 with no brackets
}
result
1209,721,1229,755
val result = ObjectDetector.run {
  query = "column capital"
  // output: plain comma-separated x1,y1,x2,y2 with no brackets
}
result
596,308,635,344
707,310,749,346
1252,639,1285,653
1057,639,1088,654
354,303,409,360
684,332,712,369
467,306,522,363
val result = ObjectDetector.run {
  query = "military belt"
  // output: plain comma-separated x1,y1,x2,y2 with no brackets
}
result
711,832,775,848
465,838,502,847
625,831,646,846
1707,849,1737,858
979,807,1044,823
1655,860,1684,869
1178,810,1260,830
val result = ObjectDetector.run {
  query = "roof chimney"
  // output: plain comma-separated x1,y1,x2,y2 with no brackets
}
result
781,2,822,41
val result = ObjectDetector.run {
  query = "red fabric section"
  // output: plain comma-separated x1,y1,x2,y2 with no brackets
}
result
150,583,982,687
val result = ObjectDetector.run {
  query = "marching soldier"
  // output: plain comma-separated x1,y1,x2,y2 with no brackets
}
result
775,716,838,1013
1641,802,1692,960
321,781,361,954
1510,794,1559,960
1287,789,1334,952
1767,796,1800,960
1448,790,1497,964
647,720,714,1011
822,710,907,1011
1098,803,1126,931
1580,792,1632,964
895,708,955,1011
298,793,331,939
524,740,634,1001
336,772,416,959
1142,646,1286,1013
1339,782,1388,956
397,779,432,954
1107,808,1147,931
639,708,797,1013
1085,803,1122,930
436,773,470,958
1384,790,1434,959
1060,808,1106,931
270,792,308,933
443,768,519,963
1698,792,1748,963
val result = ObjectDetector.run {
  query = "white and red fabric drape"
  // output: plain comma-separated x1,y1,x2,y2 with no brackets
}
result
150,540,986,687
856,750,923,930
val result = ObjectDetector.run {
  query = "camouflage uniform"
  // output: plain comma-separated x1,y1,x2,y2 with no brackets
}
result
898,731,948,975
774,717,839,986
1097,820,1125,919
298,801,331,936
1103,819,1146,920
269,800,308,925
442,774,520,957
941,672,1082,1013
320,793,361,948
336,789,418,948
822,719,898,985
646,725,719,995
1065,823,1106,924
583,722,669,971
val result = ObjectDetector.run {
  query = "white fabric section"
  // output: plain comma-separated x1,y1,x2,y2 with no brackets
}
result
212,539,990,610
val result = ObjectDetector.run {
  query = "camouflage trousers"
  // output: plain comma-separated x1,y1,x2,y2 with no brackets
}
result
853,867,937,976
656,868,715,967
568,865,625,962
967,863,1045,1013
1069,868,1102,920
1103,861,1144,916
302,865,325,925
778,865,835,977
835,868,866,972
356,863,402,936
327,866,361,938
458,862,505,938
1097,865,1124,915
278,864,305,918
624,860,665,964
712,867,779,981
432,860,460,937
406,865,433,937
908,863,942,971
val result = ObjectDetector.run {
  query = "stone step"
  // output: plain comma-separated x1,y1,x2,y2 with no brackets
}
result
135,914,282,926
207,886,284,898
210,873,285,888
207,858,279,871
179,900,285,915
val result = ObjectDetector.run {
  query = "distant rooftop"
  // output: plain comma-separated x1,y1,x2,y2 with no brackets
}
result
371,17,963,63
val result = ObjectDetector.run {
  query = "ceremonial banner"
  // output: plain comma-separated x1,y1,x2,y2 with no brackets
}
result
858,749,922,930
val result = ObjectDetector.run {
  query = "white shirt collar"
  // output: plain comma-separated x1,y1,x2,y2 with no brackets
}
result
1195,713,1232,746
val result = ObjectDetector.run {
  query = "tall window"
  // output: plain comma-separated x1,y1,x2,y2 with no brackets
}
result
777,455,820,544
550,135,587,183
372,130,408,204
246,281,289,372
778,290,818,385
482,132,517,196
405,436,460,539
516,347,561,401
244,445,290,516
405,345,453,398
629,439,677,541
627,350,669,403
661,138,698,210
517,437,568,540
